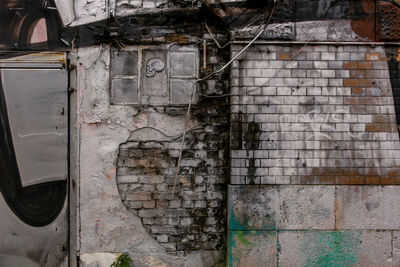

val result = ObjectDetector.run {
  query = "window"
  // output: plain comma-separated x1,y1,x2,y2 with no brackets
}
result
110,45,198,106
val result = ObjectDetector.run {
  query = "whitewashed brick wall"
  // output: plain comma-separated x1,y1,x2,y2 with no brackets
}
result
230,44,400,185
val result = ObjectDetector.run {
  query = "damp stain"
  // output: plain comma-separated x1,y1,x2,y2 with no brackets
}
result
244,122,261,185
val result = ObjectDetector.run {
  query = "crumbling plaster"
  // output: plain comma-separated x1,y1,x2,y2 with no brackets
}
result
77,46,224,266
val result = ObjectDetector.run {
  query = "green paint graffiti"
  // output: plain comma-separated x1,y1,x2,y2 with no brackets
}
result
228,231,238,267
301,231,362,267
229,207,249,230
229,205,277,231
228,231,254,266
228,231,277,267
237,231,252,246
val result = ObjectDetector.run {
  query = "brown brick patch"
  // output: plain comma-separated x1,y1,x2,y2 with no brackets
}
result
344,79,358,87
350,176,365,185
336,177,350,184
365,123,397,132
357,79,372,87
343,61,357,69
358,61,373,69
365,177,380,184
380,177,395,185
344,97,378,105
320,176,335,184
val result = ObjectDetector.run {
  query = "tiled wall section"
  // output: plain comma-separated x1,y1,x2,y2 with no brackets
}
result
230,44,400,185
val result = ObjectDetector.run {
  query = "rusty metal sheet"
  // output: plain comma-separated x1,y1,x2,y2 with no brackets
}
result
377,1,400,41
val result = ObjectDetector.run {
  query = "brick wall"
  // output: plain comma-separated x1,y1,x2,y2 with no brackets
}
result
231,44,400,185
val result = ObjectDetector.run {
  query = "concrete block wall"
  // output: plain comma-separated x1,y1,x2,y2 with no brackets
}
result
228,185,400,266
228,43,400,266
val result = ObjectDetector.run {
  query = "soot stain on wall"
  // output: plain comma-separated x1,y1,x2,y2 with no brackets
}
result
244,122,261,185
385,46,400,138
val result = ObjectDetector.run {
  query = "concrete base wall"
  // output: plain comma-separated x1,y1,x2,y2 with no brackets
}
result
228,185,400,266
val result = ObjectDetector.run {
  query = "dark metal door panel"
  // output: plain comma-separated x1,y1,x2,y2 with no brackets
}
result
0,53,68,267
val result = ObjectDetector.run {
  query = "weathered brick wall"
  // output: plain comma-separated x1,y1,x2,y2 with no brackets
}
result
231,44,400,185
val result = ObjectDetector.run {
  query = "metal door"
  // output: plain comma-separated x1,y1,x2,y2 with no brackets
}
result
0,52,68,266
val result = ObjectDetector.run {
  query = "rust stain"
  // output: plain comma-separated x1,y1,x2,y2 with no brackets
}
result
350,0,376,41
277,52,291,60
106,166,116,180
305,165,400,185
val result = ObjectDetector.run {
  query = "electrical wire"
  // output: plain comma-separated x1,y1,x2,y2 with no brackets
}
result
200,0,341,98
205,20,231,49
171,0,277,195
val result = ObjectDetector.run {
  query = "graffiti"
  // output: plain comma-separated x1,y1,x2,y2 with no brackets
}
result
276,109,366,142
0,73,66,227
301,231,362,267
0,0,67,50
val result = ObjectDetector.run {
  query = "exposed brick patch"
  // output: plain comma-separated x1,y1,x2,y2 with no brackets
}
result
358,61,373,70
117,101,229,254
343,61,357,69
